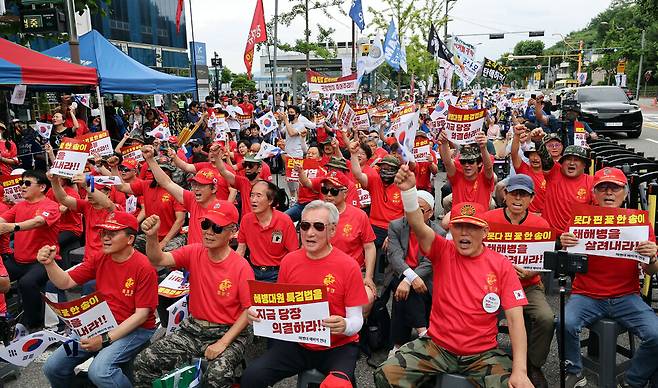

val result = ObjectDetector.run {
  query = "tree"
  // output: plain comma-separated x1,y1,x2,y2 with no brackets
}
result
221,67,234,85
231,74,257,92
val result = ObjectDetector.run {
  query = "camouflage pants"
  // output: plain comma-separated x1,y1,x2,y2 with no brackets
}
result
133,233,187,255
132,317,252,388
374,337,513,388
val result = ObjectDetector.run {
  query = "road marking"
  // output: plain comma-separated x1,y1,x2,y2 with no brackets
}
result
647,139,658,144
645,122,658,129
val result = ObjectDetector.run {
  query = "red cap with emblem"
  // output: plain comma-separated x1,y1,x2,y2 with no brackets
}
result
450,202,489,228
321,172,350,189
593,167,627,187
97,211,139,231
121,158,138,170
203,200,239,226
189,168,218,185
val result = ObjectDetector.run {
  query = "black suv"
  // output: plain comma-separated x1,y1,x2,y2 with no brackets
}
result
573,86,643,138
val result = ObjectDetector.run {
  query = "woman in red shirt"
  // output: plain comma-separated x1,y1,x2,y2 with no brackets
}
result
0,122,18,176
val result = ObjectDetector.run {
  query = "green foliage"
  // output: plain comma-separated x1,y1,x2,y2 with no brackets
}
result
221,67,233,84
231,74,257,92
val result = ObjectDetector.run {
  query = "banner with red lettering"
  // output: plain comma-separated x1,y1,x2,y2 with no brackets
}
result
307,70,358,95
484,223,556,271
566,204,651,263
0,175,23,203
413,137,431,162
50,138,90,178
352,107,370,131
336,100,356,128
43,292,118,340
573,121,587,147
249,281,330,347
158,270,190,298
285,158,321,182
121,144,144,162
80,130,113,157
445,106,486,145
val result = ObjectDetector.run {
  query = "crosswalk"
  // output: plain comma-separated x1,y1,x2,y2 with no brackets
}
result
643,113,658,130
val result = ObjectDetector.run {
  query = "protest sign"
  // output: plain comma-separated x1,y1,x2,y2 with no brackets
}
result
445,106,486,145
50,138,90,178
44,292,118,340
355,181,371,206
166,296,189,335
121,144,144,162
1,175,23,203
573,121,587,147
567,204,651,263
81,131,113,156
352,107,370,131
285,158,321,183
413,137,431,162
10,85,26,105
450,37,482,86
249,281,330,346
336,100,356,129
481,58,510,83
0,330,67,367
485,223,556,271
93,176,122,186
237,113,253,130
158,270,190,298
307,70,358,95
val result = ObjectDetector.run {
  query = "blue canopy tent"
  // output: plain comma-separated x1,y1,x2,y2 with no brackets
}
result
42,30,195,95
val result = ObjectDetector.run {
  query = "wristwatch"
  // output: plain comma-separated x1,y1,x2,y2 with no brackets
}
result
13,224,20,232
101,332,112,348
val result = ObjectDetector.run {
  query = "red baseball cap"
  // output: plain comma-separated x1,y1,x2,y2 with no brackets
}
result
321,172,350,189
593,167,627,187
203,200,239,226
97,211,139,231
121,158,138,170
450,202,489,228
189,168,218,185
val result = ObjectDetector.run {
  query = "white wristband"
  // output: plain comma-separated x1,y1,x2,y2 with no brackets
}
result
401,187,419,212
403,268,419,284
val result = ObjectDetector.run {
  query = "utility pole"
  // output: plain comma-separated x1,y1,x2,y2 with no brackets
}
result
188,0,199,101
272,0,278,100
63,0,80,64
305,0,310,71
211,52,221,96
635,29,645,100
396,5,401,100
577,40,583,75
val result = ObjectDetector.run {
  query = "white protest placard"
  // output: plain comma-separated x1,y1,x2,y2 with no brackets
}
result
336,100,356,129
358,187,371,206
154,94,164,107
126,195,138,214
81,131,114,157
166,296,188,335
573,121,588,148
0,330,67,367
50,138,90,178
10,85,26,105
249,281,331,347
445,105,486,145
1,175,24,203
485,223,556,271
307,70,358,95
158,270,190,298
121,144,144,162
450,37,482,86
413,137,431,162
352,107,370,131
44,292,118,340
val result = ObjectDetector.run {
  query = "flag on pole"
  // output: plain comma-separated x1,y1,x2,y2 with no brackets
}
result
357,35,385,79
35,121,53,139
427,23,453,64
400,44,408,73
349,0,366,31
73,94,91,108
384,19,401,71
146,124,172,141
254,141,282,160
244,0,268,79
255,111,278,136
189,358,202,388
176,0,184,33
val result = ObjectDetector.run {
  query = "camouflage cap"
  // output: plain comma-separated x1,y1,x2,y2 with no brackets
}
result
542,132,562,144
376,155,401,168
459,145,481,162
559,145,590,163
243,154,261,164
326,156,349,170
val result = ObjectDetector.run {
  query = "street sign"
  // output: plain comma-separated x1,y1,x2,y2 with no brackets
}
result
617,60,626,74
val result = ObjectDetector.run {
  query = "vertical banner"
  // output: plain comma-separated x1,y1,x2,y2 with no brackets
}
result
444,106,486,145
484,223,556,271
450,37,482,86
50,138,90,178
249,281,330,346
336,100,356,128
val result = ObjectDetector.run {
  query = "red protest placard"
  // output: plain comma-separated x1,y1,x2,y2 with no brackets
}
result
0,175,23,203
445,105,486,145
285,158,321,182
485,223,556,271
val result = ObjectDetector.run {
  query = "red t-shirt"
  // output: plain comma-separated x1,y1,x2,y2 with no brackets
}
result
0,141,18,176
182,190,213,244
542,164,594,233
516,163,547,214
138,163,154,181
448,169,494,211
47,186,82,236
233,175,254,217
572,223,655,299
0,202,12,254
172,245,254,324
235,161,272,182
193,162,234,201
482,208,550,288
364,170,403,229
406,232,420,268
278,248,369,350
76,199,121,261
66,117,89,138
415,151,437,192
239,103,255,116
130,181,185,239
297,166,325,204
368,148,389,165
331,205,376,268
237,210,299,266
424,235,528,355
1,198,61,263
69,250,158,329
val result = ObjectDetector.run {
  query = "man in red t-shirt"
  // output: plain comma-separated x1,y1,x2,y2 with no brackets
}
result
376,165,533,388
41,212,157,387
242,201,369,387
215,150,262,217
510,125,547,214
559,167,658,388
116,158,142,217
134,201,254,387
0,170,61,329
413,131,439,193
237,181,298,282
168,147,237,202
483,174,554,388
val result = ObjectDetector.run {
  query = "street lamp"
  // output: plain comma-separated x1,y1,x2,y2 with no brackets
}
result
211,52,222,97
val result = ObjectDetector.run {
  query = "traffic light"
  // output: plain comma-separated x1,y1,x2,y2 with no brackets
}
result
21,7,65,33
489,33,504,39
529,31,544,37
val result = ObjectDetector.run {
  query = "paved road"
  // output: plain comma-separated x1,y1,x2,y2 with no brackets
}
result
603,102,658,157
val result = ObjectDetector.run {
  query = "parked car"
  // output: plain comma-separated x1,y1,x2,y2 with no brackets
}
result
573,86,643,138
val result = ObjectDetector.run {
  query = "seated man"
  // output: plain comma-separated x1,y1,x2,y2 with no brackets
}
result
41,212,158,388
560,167,658,388
241,200,369,388
375,164,533,388
133,201,254,388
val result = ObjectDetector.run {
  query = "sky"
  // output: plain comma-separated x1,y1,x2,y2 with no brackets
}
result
184,0,612,75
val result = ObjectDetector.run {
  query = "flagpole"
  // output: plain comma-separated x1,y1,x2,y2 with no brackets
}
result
188,0,199,101
272,0,278,102
351,21,356,72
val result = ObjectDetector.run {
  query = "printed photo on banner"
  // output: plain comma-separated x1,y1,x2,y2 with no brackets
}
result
50,138,90,178
43,292,118,340
80,130,114,157
121,144,144,162
307,70,358,95
445,105,486,145
484,223,556,271
158,270,190,298
566,204,652,263
450,36,482,86
1,175,24,203
285,158,321,182
248,280,330,347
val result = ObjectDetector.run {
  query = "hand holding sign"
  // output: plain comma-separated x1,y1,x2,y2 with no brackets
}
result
322,316,346,334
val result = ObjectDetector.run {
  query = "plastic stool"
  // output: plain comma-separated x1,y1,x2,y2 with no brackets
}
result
580,319,635,388
435,373,472,388
297,369,326,388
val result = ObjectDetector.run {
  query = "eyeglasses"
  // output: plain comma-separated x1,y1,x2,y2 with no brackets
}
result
201,219,225,234
299,221,328,232
594,183,625,193
420,207,433,214
546,142,562,149
320,186,344,196
18,180,35,187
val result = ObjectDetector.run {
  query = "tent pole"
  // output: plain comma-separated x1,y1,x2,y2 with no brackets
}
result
188,0,199,101
96,86,107,132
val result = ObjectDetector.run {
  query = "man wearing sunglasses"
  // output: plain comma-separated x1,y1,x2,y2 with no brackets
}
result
41,211,158,388
134,202,254,388
0,170,61,330
559,168,658,388
237,181,298,282
115,158,142,217
375,165,533,388
242,200,369,388
320,175,377,314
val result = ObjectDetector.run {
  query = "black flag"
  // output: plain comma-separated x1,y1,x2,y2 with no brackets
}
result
427,23,453,65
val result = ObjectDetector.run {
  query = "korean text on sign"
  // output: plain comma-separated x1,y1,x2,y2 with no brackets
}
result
50,138,90,178
445,106,486,145
43,292,118,339
484,223,556,271
81,131,113,156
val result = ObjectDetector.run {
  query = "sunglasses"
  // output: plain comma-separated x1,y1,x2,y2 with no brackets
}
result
201,219,225,234
18,180,35,187
244,162,259,169
461,159,477,165
299,221,328,232
119,166,133,173
320,186,344,196
594,183,624,192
